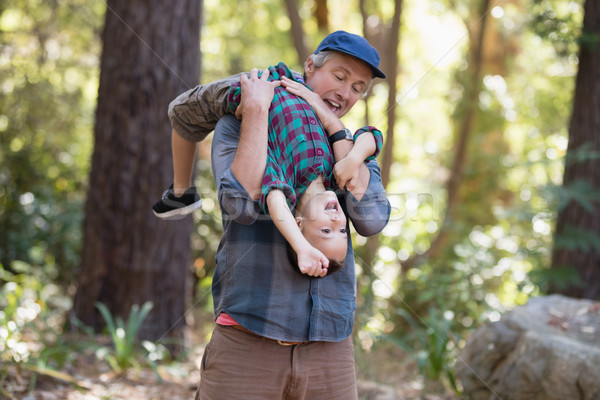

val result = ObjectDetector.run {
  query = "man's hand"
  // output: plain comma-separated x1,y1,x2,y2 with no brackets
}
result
280,76,342,133
235,68,280,120
296,244,329,277
230,68,279,199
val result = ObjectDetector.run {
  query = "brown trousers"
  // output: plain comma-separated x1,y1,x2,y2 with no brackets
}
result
195,324,359,400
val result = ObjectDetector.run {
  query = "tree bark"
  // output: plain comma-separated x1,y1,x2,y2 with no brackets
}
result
379,0,402,189
551,0,600,299
71,0,201,342
314,0,329,33
283,0,309,64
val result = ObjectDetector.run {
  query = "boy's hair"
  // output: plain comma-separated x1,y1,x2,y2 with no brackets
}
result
286,242,345,275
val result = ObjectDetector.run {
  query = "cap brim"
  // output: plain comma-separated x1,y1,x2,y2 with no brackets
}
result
317,47,386,79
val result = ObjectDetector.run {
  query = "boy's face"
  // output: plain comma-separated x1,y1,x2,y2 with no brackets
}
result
304,52,372,119
296,190,348,263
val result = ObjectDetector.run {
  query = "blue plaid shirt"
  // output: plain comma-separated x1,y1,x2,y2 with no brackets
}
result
169,75,391,342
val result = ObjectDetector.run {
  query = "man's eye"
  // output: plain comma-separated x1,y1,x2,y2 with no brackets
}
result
335,75,343,81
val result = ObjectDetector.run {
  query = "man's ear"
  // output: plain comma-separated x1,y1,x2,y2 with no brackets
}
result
304,57,315,77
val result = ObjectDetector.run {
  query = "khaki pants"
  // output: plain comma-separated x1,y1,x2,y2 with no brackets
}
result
195,324,359,400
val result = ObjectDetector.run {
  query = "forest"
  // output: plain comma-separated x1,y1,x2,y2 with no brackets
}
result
1,0,599,399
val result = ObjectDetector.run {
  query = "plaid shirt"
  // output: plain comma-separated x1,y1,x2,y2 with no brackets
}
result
227,62,334,213
168,73,391,343
226,62,383,213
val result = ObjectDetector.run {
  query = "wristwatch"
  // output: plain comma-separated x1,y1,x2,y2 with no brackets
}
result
328,128,353,145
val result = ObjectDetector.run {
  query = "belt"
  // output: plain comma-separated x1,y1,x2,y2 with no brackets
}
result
230,324,309,346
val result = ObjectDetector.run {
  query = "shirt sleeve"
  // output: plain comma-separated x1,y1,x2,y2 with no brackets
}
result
168,73,244,142
259,154,296,214
212,115,262,225
353,126,384,161
343,159,390,237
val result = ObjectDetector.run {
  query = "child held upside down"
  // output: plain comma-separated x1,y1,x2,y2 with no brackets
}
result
153,63,382,276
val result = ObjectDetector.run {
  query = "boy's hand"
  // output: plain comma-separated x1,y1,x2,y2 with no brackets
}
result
334,152,362,191
236,68,280,119
296,244,329,277
281,76,341,132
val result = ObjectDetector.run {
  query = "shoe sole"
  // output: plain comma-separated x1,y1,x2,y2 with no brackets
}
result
153,199,203,220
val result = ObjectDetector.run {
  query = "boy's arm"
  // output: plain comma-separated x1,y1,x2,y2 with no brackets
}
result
266,190,329,277
334,132,376,191
280,76,372,200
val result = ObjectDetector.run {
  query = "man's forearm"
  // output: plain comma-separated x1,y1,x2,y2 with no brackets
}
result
230,104,269,199
345,161,390,237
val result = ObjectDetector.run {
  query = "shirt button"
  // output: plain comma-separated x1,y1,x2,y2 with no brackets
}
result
311,289,318,294
309,119,316,125
316,149,323,156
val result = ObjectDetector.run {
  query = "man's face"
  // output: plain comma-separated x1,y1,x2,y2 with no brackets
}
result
304,52,372,119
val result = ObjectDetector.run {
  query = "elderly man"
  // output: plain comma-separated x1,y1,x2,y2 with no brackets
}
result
163,31,391,399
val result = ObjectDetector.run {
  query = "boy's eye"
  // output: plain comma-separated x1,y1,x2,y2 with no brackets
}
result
321,228,331,234
340,228,347,234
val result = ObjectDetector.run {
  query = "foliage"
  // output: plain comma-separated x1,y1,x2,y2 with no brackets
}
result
0,0,103,284
531,0,585,57
95,301,161,375
0,260,88,393
0,262,72,365
396,307,460,392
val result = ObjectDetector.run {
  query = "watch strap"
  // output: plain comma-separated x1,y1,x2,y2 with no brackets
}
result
328,128,353,145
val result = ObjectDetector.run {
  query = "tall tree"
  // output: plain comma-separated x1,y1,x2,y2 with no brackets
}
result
551,0,600,299
283,0,309,64
314,0,329,33
71,0,201,341
401,0,492,270
357,0,403,284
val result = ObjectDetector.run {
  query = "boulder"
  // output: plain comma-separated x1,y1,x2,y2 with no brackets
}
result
456,294,600,400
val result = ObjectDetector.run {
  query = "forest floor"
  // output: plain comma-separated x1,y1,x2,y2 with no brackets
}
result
1,326,460,400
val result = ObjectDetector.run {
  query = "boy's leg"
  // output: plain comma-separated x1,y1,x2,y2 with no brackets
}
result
172,129,198,195
152,129,202,219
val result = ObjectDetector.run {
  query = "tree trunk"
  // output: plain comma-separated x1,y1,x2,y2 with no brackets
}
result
401,0,491,271
379,0,402,189
314,0,329,33
353,0,403,337
551,0,600,299
71,0,201,342
283,0,309,64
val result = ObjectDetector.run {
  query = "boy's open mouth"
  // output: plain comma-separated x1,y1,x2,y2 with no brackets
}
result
325,200,338,211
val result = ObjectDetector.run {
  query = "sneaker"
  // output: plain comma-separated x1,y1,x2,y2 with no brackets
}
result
152,185,202,220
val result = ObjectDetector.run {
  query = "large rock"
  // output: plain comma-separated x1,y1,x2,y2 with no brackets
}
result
456,294,600,400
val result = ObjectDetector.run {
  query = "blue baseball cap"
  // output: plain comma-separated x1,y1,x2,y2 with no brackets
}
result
314,30,386,79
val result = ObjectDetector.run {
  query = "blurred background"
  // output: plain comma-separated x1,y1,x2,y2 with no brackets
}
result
1,0,598,398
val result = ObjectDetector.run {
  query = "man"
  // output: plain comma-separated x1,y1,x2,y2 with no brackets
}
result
169,31,391,399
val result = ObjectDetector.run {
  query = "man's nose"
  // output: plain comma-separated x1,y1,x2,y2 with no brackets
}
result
336,83,350,99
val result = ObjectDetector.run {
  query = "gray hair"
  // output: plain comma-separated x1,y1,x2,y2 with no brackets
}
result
307,51,335,68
